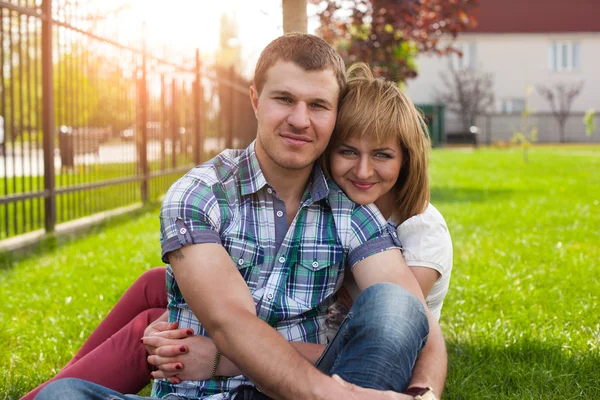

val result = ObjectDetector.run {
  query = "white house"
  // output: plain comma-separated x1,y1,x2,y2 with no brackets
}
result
405,0,600,143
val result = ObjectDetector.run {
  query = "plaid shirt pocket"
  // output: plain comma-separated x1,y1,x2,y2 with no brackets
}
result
287,244,345,309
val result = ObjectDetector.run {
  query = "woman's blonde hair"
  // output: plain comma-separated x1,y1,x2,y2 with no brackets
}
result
327,62,431,224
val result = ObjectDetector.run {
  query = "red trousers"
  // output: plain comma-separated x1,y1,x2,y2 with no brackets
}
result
21,267,167,399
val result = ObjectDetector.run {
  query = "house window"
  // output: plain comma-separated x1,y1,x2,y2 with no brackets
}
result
549,41,581,71
498,99,525,114
450,42,477,71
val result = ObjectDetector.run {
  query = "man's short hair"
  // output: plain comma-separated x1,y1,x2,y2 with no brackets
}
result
253,33,346,98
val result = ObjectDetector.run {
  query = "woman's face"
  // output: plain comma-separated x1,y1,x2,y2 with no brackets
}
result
330,136,403,207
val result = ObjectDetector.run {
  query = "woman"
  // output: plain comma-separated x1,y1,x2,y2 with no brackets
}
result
23,63,452,398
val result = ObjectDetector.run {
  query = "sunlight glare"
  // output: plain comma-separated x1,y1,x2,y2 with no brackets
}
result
96,0,287,75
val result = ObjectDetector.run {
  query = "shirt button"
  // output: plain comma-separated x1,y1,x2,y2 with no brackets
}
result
179,228,187,235
312,261,319,268
238,259,244,266
276,211,284,218
267,188,273,194
278,257,285,264
267,293,274,299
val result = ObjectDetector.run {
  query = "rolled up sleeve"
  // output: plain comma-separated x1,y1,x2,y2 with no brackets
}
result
159,176,223,264
345,203,403,269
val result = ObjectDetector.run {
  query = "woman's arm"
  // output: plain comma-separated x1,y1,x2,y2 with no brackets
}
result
409,266,440,299
398,203,453,316
396,204,453,396
403,267,447,396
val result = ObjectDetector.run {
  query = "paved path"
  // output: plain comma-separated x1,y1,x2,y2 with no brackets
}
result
0,138,227,177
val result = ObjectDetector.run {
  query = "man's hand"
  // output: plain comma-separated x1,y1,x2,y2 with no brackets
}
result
332,375,414,400
143,310,169,336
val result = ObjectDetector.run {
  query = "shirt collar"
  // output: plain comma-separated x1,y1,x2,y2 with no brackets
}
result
239,141,268,196
238,141,329,202
307,163,329,202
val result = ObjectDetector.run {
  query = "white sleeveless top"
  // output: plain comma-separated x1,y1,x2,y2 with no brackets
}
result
333,203,452,328
395,203,453,320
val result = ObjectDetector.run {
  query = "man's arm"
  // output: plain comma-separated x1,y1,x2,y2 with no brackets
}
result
351,249,447,397
147,259,445,395
170,243,347,400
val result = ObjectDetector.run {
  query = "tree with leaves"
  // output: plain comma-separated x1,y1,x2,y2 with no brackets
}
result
310,0,479,82
536,82,584,143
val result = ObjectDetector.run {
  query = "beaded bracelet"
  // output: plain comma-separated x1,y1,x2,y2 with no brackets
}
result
211,349,221,379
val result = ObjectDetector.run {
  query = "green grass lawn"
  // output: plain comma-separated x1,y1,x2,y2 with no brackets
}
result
431,145,600,398
1,145,599,399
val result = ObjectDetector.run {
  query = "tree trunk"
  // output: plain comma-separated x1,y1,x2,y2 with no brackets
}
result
282,0,307,33
461,115,470,132
559,120,566,143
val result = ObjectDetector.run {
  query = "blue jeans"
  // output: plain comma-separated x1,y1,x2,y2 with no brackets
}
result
316,282,429,391
33,378,170,400
36,283,428,399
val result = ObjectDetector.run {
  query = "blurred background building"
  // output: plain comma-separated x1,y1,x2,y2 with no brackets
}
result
405,0,600,143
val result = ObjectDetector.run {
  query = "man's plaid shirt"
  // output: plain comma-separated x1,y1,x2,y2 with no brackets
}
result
153,142,401,399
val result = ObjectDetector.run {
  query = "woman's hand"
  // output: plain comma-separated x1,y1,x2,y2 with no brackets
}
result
142,334,240,383
142,317,194,357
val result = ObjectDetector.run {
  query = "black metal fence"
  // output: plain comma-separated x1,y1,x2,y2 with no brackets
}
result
0,0,257,240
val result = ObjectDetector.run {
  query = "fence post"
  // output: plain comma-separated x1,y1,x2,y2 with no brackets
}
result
171,78,177,168
41,0,56,233
138,28,149,203
193,49,204,165
226,66,235,149
160,73,166,171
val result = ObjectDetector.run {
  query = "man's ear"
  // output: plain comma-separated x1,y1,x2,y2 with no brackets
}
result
249,85,259,118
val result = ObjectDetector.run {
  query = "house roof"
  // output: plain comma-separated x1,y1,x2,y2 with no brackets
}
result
469,0,600,33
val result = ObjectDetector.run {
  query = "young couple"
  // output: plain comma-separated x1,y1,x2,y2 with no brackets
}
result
33,33,452,400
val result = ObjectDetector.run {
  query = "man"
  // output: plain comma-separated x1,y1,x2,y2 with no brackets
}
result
38,33,445,400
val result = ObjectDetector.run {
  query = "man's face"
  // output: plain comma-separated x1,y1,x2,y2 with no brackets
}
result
250,61,339,173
